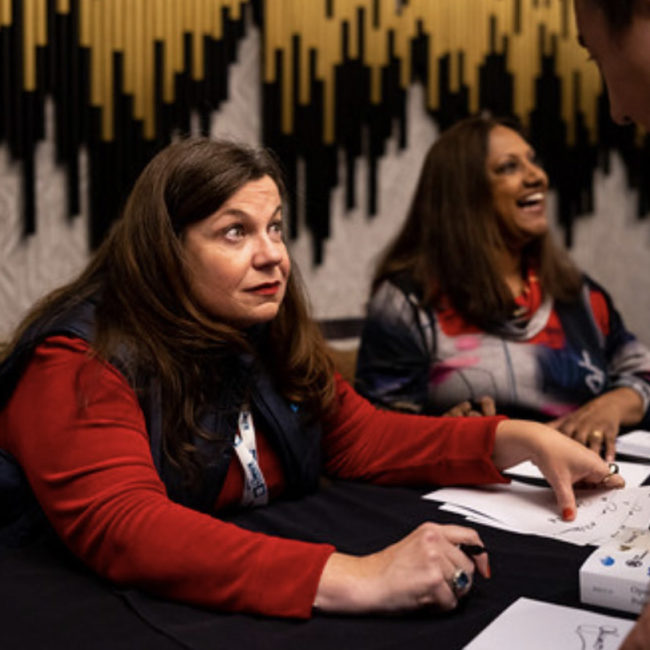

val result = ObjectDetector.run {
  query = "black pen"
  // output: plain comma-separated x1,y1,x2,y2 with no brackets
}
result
459,543,487,557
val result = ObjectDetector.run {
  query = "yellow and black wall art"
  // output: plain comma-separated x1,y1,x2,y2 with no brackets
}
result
2,0,649,263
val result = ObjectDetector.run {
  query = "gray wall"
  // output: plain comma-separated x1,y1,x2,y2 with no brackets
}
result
1,25,649,344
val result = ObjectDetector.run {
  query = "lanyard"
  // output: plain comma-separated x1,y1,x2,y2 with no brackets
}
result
233,408,268,507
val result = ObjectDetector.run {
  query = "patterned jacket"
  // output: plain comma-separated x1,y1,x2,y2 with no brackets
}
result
355,273,650,426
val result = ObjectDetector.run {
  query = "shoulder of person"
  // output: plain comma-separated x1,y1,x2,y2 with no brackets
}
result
579,273,612,301
368,274,425,318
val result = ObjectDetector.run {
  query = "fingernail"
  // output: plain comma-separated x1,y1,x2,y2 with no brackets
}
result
562,507,575,521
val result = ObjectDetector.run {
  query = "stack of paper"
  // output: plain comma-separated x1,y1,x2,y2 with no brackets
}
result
423,483,650,546
617,430,650,460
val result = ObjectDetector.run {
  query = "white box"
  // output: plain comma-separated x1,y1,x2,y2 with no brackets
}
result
580,527,650,614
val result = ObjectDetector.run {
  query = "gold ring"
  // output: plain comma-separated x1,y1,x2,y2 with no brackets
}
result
589,429,604,442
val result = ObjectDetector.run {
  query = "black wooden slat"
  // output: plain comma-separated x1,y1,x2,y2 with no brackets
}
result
21,90,37,235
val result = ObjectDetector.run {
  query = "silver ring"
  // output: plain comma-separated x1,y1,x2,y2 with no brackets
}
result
608,462,619,475
451,568,472,597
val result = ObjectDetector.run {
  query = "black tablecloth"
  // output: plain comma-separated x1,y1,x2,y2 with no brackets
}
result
0,480,637,649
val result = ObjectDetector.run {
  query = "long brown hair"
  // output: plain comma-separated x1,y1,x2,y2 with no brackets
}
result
371,115,582,329
3,137,336,479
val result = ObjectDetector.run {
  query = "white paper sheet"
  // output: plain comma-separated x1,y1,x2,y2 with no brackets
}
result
464,597,635,650
617,430,650,460
423,484,650,546
505,459,650,487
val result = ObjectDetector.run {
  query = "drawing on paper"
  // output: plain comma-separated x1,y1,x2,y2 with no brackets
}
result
576,624,619,650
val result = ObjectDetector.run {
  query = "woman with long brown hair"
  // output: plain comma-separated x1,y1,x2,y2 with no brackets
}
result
356,115,650,463
0,136,623,619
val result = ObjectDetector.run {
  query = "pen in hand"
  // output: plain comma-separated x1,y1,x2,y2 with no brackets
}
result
459,543,491,579
459,543,487,557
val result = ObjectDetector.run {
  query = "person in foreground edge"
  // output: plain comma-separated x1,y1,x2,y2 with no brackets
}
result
354,114,650,463
0,137,624,619
573,1,650,648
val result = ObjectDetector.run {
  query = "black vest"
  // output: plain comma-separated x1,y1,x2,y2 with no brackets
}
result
0,298,322,546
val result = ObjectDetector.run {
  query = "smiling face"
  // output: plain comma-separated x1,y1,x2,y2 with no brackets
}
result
574,0,650,129
182,175,291,328
486,125,549,247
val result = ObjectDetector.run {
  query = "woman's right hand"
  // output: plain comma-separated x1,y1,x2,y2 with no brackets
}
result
492,419,625,521
313,523,489,614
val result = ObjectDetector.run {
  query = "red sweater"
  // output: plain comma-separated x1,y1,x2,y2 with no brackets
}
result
0,336,506,618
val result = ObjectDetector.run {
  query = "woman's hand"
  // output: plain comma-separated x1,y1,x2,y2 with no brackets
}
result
547,388,645,462
313,523,489,614
443,396,497,417
492,419,625,521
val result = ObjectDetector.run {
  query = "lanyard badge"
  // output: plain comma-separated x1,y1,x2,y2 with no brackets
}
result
233,409,268,507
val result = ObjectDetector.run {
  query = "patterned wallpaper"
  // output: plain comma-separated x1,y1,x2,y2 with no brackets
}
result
1,19,649,345
4,1,649,265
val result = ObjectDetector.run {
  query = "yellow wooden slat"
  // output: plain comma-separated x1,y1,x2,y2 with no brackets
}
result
231,0,242,22
0,0,11,27
132,0,143,119
35,0,46,46
122,0,134,94
79,0,91,47
113,0,125,52
193,0,205,81
152,0,164,42
163,0,175,102
448,0,460,94
205,0,214,39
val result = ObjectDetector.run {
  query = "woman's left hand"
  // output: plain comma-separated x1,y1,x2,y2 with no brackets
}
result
548,388,645,463
443,396,496,417
492,419,625,521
